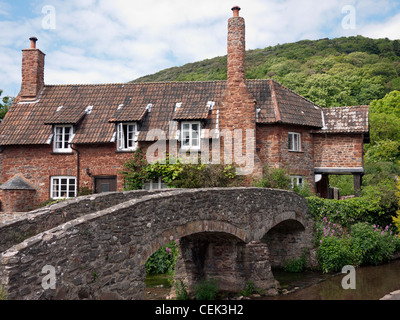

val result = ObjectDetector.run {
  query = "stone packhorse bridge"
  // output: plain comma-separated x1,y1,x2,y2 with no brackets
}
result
0,187,314,300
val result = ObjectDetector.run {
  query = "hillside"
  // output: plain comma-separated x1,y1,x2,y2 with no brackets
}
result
132,36,400,108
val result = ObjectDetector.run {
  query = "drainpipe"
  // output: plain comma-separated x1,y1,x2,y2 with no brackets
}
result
69,144,80,196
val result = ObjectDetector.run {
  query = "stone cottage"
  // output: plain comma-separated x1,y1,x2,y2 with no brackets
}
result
0,7,369,212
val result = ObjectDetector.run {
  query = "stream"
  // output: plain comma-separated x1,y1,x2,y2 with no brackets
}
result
144,259,400,300
268,258,400,300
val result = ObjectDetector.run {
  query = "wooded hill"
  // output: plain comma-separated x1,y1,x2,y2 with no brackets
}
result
132,36,400,108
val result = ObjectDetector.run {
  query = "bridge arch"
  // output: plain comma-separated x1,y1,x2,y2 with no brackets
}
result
0,187,314,300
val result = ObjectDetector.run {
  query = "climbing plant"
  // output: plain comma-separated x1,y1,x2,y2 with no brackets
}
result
121,149,243,190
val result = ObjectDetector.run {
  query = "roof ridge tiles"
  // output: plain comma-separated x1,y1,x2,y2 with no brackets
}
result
44,80,229,88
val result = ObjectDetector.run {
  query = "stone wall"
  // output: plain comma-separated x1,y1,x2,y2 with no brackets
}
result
0,187,314,300
0,189,171,253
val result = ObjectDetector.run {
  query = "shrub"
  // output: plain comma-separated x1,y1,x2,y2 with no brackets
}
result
78,186,93,196
293,179,313,197
168,163,243,189
306,194,394,228
393,179,400,233
253,167,291,189
145,240,179,275
317,235,361,273
283,249,307,273
240,281,256,297
122,151,243,190
350,222,399,265
121,148,149,190
174,280,189,300
315,218,400,272
195,279,219,300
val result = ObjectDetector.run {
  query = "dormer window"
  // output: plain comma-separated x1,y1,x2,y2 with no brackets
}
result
117,122,137,151
181,121,200,150
54,125,74,153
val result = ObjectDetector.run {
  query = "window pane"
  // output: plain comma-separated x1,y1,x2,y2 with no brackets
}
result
288,134,293,150
183,132,190,146
192,131,199,146
52,179,59,198
127,125,135,147
183,123,190,130
294,135,299,150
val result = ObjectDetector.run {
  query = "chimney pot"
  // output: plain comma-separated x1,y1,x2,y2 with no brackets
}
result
232,6,241,17
29,37,38,49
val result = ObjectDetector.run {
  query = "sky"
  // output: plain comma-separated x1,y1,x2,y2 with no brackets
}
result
1,0,400,98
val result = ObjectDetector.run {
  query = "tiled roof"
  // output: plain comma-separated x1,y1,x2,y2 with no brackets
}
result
254,79,323,127
314,106,369,133
0,80,368,146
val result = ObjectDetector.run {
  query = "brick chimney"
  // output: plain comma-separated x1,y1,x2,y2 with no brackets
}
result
227,6,246,88
219,7,260,177
222,7,255,128
21,37,45,100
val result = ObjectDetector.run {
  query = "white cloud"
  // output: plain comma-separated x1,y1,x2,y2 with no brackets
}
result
1,0,399,97
359,12,400,39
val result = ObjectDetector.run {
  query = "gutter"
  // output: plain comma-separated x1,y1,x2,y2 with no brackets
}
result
69,143,80,196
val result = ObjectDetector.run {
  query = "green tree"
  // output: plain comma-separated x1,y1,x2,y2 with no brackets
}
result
370,90,400,116
0,90,13,120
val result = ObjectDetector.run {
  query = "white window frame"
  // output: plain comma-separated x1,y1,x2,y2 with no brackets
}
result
291,176,304,189
50,176,77,199
288,132,301,152
143,177,168,190
181,121,201,150
117,122,138,151
53,125,74,153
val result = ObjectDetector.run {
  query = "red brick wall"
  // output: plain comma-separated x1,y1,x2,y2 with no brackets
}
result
0,143,146,206
0,189,36,212
1,145,75,204
256,124,315,182
313,133,364,168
